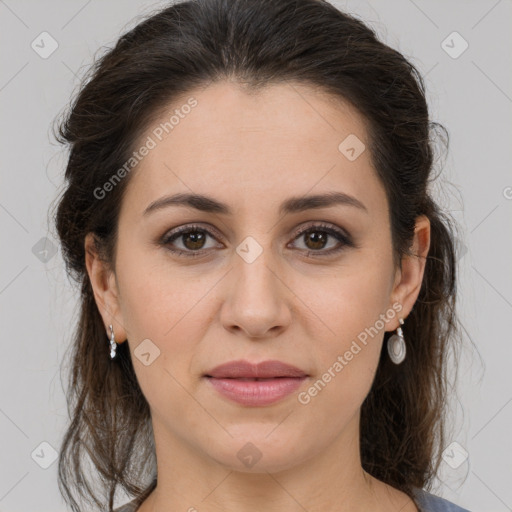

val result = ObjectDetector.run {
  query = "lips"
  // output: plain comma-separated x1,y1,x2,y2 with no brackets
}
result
204,359,308,379
204,359,308,406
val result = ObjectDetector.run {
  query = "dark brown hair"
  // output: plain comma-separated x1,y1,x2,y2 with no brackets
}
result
51,0,461,510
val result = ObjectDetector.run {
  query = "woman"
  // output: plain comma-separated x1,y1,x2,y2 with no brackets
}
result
52,0,469,511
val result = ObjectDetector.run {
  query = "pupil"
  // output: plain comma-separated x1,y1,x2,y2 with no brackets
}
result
306,231,326,250
184,231,205,249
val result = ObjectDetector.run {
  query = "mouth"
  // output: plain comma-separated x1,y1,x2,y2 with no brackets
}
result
203,359,309,406
206,377,292,381
204,359,308,379
204,375,308,406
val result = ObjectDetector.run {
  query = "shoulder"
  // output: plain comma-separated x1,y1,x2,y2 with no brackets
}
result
412,488,471,512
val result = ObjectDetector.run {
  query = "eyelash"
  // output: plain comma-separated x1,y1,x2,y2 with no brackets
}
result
160,222,354,259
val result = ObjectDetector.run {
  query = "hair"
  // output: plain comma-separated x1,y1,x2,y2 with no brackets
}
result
51,0,462,510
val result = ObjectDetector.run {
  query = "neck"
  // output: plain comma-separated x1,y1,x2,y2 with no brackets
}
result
138,413,398,512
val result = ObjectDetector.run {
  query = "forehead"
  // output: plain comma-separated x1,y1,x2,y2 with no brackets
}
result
120,80,384,220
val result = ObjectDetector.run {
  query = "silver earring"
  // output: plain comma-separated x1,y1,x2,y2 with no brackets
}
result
109,324,117,359
387,317,406,364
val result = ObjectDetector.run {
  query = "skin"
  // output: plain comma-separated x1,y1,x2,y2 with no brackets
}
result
85,80,430,512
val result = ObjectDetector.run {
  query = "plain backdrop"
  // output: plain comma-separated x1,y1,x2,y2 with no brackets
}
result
1,1,511,511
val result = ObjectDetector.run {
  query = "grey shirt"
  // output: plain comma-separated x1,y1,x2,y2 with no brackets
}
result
114,487,471,512
413,488,470,512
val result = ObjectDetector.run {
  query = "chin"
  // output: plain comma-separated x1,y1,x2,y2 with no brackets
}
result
204,429,311,474
216,451,306,474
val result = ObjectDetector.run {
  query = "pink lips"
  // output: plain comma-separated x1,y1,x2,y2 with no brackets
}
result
204,359,308,406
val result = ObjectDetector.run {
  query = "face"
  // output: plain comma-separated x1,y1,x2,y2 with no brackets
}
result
86,80,428,474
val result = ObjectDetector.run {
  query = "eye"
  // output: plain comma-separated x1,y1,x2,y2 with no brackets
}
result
161,224,222,258
288,222,354,256
160,222,354,258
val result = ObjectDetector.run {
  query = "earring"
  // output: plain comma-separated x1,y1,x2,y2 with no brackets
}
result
387,318,406,364
109,324,117,360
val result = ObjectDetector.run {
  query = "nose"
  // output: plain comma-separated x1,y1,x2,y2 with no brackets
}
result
219,242,292,339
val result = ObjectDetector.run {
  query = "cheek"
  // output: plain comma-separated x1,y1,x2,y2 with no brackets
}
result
115,251,210,415
295,289,386,436
115,244,221,392
295,251,394,348
115,240,201,339
292,253,393,409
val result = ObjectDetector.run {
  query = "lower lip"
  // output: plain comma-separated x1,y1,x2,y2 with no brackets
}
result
205,376,307,406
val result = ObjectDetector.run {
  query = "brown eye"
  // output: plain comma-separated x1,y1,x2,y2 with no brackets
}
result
302,230,330,250
290,223,354,256
161,225,221,257
179,230,207,250
161,222,354,259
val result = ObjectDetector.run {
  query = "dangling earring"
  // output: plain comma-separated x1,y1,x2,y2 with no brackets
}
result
387,318,406,364
109,324,117,360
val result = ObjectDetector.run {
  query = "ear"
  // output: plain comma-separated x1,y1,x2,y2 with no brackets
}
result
388,215,431,330
84,232,127,343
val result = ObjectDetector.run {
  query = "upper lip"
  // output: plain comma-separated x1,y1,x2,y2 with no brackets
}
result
205,359,308,379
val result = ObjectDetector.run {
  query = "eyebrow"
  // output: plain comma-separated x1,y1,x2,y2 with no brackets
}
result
143,191,368,217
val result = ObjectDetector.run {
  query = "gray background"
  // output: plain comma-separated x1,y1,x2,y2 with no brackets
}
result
1,0,511,511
